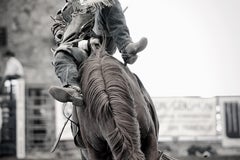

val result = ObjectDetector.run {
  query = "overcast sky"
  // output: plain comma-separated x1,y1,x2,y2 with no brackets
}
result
114,0,240,97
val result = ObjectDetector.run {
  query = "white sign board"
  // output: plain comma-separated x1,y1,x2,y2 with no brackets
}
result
153,97,217,137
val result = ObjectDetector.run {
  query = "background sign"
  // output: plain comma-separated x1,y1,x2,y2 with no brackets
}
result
219,97,240,147
153,97,217,137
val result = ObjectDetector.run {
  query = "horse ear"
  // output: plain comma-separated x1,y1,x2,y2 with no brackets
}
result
90,38,101,52
89,34,107,56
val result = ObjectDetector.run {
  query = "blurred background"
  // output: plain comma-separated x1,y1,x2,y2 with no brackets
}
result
0,0,240,160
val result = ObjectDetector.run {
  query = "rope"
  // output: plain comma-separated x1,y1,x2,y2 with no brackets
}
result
50,103,78,152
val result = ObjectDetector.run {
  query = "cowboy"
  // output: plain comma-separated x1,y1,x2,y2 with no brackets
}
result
49,0,148,106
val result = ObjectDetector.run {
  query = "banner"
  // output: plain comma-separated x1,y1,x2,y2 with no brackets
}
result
153,97,217,137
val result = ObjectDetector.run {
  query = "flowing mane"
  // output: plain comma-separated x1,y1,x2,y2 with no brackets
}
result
80,53,144,159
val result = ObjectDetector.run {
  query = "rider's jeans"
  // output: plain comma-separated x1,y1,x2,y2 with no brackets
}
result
92,0,133,54
54,0,133,87
54,51,81,87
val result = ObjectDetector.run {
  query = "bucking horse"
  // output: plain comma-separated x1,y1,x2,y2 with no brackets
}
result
72,39,160,159
50,1,179,160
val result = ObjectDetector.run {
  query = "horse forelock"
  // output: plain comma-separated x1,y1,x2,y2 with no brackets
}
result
80,54,144,159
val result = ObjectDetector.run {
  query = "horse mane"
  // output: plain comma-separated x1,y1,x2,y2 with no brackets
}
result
80,53,144,159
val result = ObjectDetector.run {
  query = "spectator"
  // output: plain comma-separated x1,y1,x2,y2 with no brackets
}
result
0,50,24,93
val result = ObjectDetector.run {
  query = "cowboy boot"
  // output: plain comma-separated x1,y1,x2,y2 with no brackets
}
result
122,37,148,64
48,86,83,106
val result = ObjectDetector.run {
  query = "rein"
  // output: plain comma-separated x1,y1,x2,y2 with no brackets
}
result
50,103,78,152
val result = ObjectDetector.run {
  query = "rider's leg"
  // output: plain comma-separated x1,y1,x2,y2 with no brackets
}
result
49,49,87,106
92,0,148,64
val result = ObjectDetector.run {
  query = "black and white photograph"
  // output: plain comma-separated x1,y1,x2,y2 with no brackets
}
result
0,0,240,160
